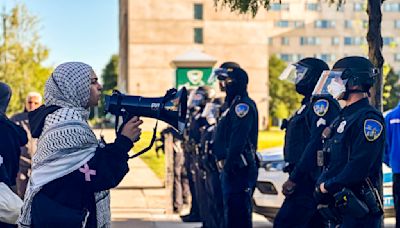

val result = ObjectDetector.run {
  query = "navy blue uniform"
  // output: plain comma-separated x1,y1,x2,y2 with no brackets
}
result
274,96,340,228
216,94,258,228
317,98,384,227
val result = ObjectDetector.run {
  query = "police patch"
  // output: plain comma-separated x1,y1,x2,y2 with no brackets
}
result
235,103,249,118
364,119,383,142
313,99,329,117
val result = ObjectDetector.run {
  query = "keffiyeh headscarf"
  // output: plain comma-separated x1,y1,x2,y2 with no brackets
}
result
19,62,111,228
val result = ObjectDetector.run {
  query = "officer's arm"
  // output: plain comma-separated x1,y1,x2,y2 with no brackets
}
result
324,116,384,193
226,103,253,166
290,99,339,183
383,115,391,167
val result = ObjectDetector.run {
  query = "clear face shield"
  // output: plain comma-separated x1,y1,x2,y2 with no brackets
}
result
279,63,309,84
201,102,220,125
209,68,233,92
312,70,348,100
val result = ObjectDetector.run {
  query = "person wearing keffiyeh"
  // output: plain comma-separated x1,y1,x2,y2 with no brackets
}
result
18,62,142,228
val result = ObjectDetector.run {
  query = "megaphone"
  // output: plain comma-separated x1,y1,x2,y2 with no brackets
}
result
104,87,188,134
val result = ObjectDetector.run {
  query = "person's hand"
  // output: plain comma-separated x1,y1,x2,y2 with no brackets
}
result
282,179,296,196
319,182,328,194
121,116,143,142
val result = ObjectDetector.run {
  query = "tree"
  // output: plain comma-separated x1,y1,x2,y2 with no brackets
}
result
0,4,52,115
102,54,119,93
95,54,119,118
214,0,384,110
383,67,400,111
268,55,302,123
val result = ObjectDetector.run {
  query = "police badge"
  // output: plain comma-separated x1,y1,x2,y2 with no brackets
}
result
313,99,329,117
364,119,383,142
235,103,249,118
337,120,347,133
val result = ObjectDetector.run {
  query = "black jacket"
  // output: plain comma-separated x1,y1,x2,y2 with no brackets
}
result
28,106,133,228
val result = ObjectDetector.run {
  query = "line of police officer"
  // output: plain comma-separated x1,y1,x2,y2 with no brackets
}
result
180,62,259,228
275,56,385,228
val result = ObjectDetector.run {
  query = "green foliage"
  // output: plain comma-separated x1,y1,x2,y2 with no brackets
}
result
102,54,119,92
214,0,346,16
0,4,52,115
95,54,119,118
383,67,400,111
269,55,302,121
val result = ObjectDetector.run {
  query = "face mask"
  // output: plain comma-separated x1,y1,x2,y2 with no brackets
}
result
327,80,346,100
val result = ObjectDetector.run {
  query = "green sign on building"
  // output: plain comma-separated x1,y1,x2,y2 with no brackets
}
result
176,67,213,89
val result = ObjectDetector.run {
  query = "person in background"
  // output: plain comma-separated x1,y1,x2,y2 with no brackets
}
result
384,102,400,228
0,82,28,227
11,92,43,199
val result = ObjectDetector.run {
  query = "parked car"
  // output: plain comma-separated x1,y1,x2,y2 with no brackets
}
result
253,147,395,222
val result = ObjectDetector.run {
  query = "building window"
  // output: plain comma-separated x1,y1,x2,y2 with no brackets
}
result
306,3,320,11
281,37,290,45
332,37,340,45
395,20,400,28
344,20,352,29
383,3,400,12
344,37,366,45
270,3,290,11
394,53,400,62
194,28,203,44
383,37,394,46
194,3,203,20
300,37,320,45
354,3,364,12
278,54,291,62
275,20,289,28
294,21,305,28
268,37,273,45
316,54,336,62
314,20,335,28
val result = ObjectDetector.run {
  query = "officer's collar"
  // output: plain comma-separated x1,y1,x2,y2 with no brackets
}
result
341,98,369,116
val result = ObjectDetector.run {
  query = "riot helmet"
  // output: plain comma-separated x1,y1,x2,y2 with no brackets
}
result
208,61,241,91
312,56,378,100
187,86,211,111
279,58,329,97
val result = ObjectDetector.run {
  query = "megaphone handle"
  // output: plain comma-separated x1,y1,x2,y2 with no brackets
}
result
129,120,158,159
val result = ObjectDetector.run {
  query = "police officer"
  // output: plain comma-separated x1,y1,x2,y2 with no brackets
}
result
213,64,258,228
200,99,225,228
274,58,341,228
315,56,384,227
181,87,210,223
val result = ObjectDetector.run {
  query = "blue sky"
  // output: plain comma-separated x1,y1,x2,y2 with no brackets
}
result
3,0,118,76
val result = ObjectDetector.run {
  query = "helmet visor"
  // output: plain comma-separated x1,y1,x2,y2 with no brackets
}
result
208,68,229,84
279,63,309,84
201,102,220,125
312,70,348,99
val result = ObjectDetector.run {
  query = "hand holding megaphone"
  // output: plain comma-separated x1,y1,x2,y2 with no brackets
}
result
104,87,188,158
120,116,143,142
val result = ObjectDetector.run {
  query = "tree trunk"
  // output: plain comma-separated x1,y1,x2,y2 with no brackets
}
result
366,0,384,111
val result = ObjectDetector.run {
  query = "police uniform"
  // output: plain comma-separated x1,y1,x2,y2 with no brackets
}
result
216,94,258,228
317,98,384,226
274,96,340,228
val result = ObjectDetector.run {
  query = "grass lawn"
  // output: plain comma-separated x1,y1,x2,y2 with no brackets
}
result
137,128,285,180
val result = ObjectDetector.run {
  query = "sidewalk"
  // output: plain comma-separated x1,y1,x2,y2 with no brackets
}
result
110,157,202,228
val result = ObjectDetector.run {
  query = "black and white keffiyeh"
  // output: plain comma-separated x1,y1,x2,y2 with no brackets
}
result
19,62,111,228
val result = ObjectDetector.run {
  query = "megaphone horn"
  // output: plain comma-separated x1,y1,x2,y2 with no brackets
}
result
104,87,188,134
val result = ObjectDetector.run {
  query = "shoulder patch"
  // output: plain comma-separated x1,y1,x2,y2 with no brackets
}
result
364,119,383,142
235,103,249,118
313,99,329,117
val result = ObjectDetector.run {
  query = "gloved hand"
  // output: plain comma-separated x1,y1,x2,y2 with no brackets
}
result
282,179,296,196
